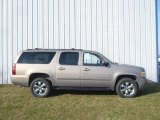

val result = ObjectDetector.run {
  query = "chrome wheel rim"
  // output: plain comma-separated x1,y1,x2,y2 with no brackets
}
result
33,81,47,96
120,82,135,97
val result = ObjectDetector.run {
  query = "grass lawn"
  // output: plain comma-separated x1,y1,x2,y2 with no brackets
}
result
0,84,160,120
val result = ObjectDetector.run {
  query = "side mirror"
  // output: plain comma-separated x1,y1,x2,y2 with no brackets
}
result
103,62,109,67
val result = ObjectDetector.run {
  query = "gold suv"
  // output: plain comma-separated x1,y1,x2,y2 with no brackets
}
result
11,49,146,98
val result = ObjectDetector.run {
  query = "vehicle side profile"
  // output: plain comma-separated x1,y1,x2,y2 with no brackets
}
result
11,49,146,98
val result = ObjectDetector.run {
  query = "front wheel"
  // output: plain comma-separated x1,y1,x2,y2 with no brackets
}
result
116,78,138,98
30,78,52,97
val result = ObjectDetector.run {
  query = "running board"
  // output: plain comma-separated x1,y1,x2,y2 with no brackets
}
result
53,87,114,91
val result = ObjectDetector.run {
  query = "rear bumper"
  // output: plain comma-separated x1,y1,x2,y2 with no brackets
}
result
136,77,147,90
11,75,29,87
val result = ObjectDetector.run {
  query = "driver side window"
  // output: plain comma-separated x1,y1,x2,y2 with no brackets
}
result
83,53,103,66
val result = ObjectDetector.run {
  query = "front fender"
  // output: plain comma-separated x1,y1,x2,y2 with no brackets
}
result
112,72,139,88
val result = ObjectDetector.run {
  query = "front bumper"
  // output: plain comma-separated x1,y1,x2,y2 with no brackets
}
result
136,77,147,90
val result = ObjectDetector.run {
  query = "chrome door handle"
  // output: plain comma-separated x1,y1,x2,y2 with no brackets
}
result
58,67,66,70
83,68,90,71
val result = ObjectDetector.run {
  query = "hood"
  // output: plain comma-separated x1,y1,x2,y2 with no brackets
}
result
113,63,145,73
120,64,144,70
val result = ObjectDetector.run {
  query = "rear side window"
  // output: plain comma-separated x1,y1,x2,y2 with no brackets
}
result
17,52,56,64
59,52,79,65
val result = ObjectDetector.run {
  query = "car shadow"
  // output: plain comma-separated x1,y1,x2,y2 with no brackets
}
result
50,90,117,97
138,83,160,97
50,83,160,97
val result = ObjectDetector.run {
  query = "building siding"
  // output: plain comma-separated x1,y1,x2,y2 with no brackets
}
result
0,0,158,84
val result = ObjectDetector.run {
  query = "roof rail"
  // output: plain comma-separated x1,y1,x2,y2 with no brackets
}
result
27,48,83,51
35,48,42,50
71,48,83,50
27,48,42,50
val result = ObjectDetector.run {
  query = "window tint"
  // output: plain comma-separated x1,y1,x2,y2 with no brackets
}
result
83,53,103,66
18,52,56,64
59,52,79,65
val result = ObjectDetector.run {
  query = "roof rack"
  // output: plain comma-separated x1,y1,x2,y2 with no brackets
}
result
27,48,42,50
71,48,80,50
27,48,83,51
35,48,42,50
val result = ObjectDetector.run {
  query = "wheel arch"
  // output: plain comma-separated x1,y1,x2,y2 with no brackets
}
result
28,73,52,87
114,74,139,91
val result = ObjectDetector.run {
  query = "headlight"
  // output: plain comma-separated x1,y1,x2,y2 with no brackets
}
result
140,72,146,78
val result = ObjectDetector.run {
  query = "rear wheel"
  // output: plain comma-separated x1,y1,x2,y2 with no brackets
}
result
30,78,51,97
116,78,138,98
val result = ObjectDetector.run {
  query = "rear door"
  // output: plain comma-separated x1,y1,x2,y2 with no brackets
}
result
55,51,81,86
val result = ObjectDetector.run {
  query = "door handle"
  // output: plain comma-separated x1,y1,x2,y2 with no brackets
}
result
58,67,66,70
83,68,90,71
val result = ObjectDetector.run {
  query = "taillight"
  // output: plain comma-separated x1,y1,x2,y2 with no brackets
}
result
12,63,16,75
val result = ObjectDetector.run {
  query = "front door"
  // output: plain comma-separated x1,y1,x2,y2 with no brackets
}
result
81,52,112,87
55,52,80,87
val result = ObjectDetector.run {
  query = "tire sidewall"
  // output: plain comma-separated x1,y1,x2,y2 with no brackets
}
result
30,78,51,98
116,78,138,98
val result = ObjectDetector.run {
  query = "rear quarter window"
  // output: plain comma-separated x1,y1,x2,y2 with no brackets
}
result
17,52,56,64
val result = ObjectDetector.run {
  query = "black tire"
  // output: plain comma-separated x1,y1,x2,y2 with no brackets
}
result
116,78,138,98
30,78,52,98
